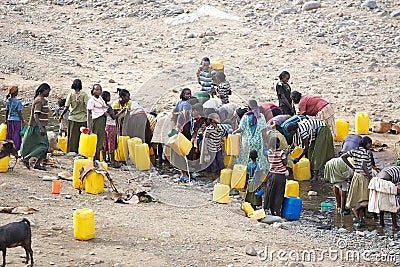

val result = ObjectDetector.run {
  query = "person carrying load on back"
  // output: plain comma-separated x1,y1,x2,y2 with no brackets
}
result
285,118,334,181
196,57,217,93
291,91,336,138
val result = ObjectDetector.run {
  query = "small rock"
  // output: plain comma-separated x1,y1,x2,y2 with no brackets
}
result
186,33,195,38
89,251,96,255
49,262,55,265
338,228,348,234
394,62,400,67
245,244,257,256
114,263,123,267
289,262,304,267
160,231,171,238
52,226,63,231
302,1,321,11
308,190,318,196
0,183,9,190
361,0,377,9
109,79,116,83
390,9,400,17
65,195,72,199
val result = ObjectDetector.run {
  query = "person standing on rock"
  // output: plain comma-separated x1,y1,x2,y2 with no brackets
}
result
21,83,51,171
87,84,108,161
276,71,295,116
4,85,24,150
196,57,217,92
291,91,336,138
59,79,89,153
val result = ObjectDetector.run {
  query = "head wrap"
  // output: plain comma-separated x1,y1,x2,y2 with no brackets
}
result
246,100,261,126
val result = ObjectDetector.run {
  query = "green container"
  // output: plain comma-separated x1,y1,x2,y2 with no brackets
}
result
192,91,210,105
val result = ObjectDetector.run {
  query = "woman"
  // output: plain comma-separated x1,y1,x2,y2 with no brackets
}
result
59,79,89,153
233,100,268,172
21,83,51,171
122,98,151,144
87,84,108,161
286,118,334,181
276,71,294,116
5,85,24,150
112,88,131,135
341,136,375,227
175,88,192,131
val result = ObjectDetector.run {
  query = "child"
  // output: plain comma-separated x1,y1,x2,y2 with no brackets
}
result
214,72,231,104
5,85,24,150
264,137,288,216
245,150,262,208
101,91,125,167
53,98,68,136
341,136,375,227
196,57,217,93
203,113,224,182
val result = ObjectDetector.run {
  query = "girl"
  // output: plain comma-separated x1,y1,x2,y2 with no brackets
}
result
276,71,295,116
112,88,131,135
87,84,108,161
21,83,51,171
59,79,89,153
175,88,192,131
341,136,375,227
245,150,262,208
102,91,126,168
264,137,288,216
5,85,24,150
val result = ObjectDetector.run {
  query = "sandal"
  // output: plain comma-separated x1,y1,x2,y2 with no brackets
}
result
33,164,46,171
22,157,30,170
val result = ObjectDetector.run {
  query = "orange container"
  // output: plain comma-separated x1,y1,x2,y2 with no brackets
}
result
52,180,62,194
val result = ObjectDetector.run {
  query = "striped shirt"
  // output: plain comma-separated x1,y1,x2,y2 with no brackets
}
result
198,67,217,91
344,147,372,176
28,96,49,126
268,149,287,174
382,166,400,184
297,118,326,142
205,125,223,152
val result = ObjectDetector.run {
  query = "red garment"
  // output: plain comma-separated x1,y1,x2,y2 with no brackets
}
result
298,95,328,116
261,103,281,122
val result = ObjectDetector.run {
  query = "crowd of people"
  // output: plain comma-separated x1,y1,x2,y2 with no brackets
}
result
3,56,400,230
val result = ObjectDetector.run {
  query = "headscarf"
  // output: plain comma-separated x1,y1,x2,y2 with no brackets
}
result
246,100,261,126
6,85,18,96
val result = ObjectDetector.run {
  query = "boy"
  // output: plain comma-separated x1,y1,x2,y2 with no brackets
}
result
245,150,262,208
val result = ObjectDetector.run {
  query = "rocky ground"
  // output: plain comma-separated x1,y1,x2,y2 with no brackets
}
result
0,0,400,266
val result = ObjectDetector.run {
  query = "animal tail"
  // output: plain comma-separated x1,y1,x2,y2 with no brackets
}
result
22,218,30,226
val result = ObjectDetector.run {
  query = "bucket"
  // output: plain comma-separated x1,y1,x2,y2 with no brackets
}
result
52,180,62,194
0,123,7,141
73,208,95,241
284,180,299,197
334,119,349,142
241,202,255,216
0,156,9,173
212,183,230,204
355,112,369,135
281,196,302,220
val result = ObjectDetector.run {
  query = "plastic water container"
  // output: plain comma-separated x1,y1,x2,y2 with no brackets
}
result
355,112,369,135
284,180,299,197
52,180,62,194
57,135,68,153
85,162,107,194
290,146,303,159
167,133,192,156
72,158,92,188
281,196,302,220
134,143,150,171
293,158,311,181
0,123,6,141
220,168,232,185
241,202,254,216
0,156,9,173
223,154,231,167
73,208,95,241
114,136,130,162
249,209,266,220
210,59,224,71
192,91,210,105
212,183,230,204
226,134,240,156
78,133,97,158
231,164,246,189
335,119,349,142
128,137,142,164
